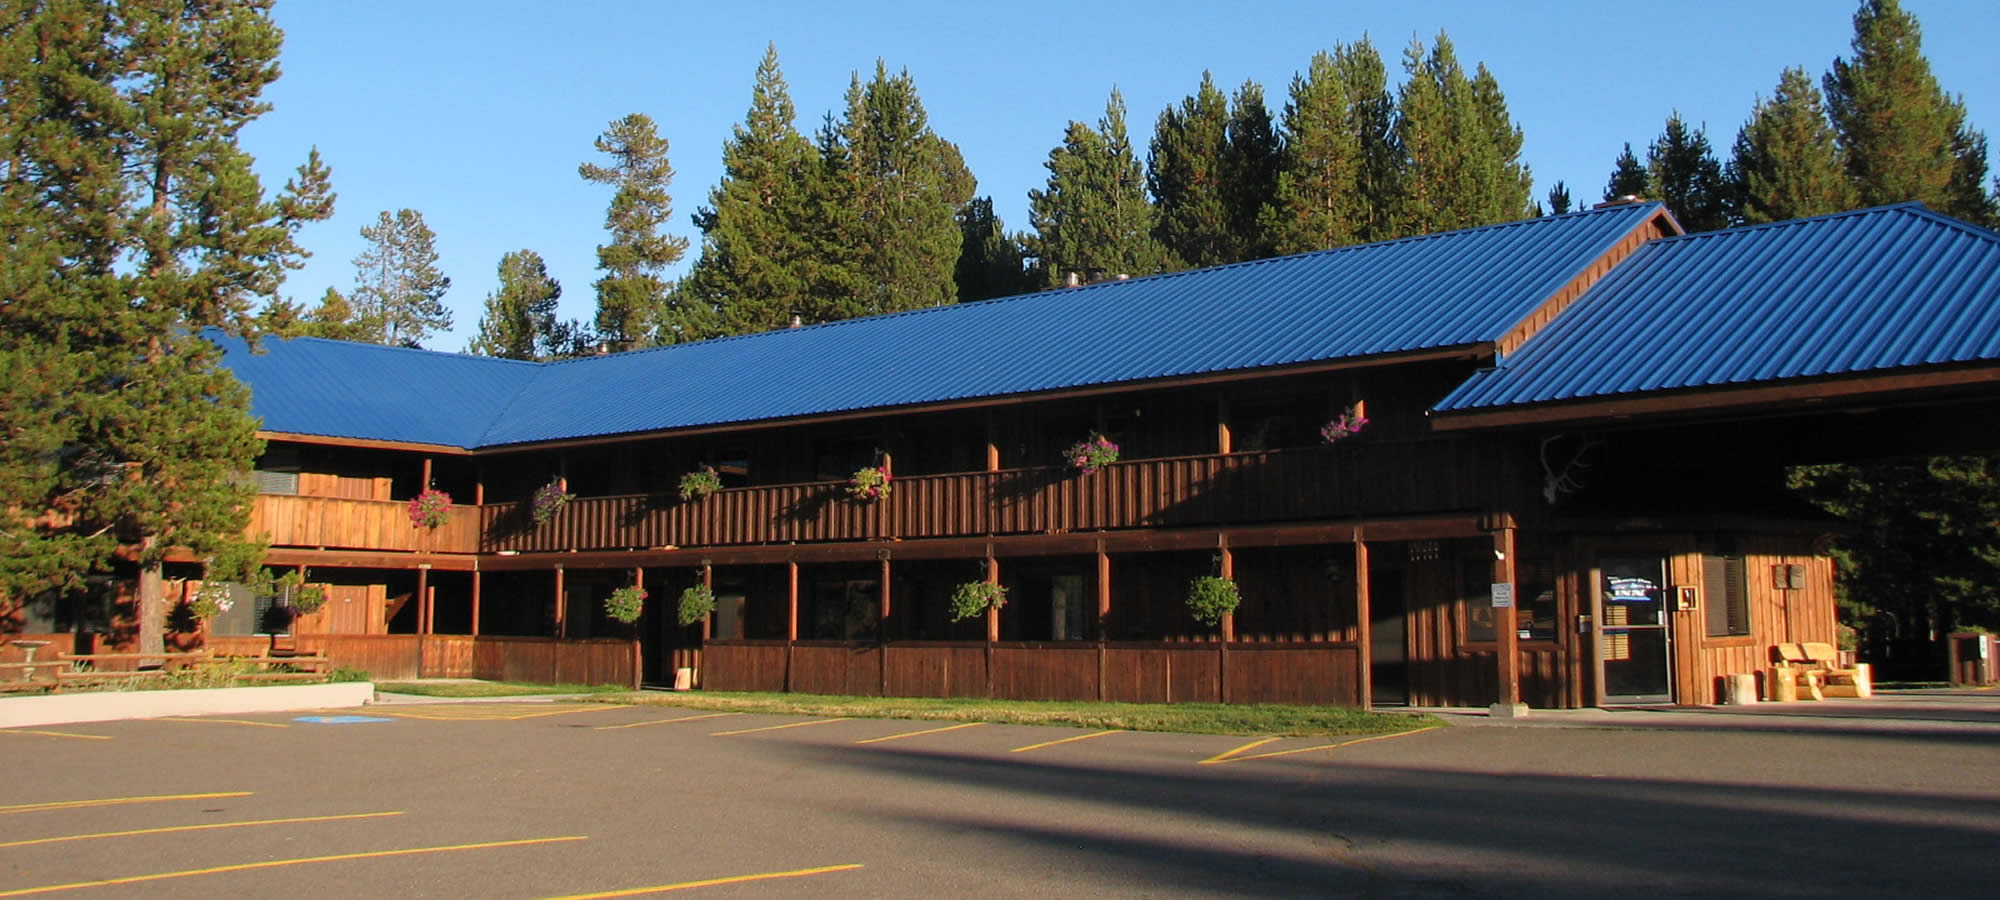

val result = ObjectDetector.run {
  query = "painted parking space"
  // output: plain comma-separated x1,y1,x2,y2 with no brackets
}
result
369,702,619,721
0,728,112,742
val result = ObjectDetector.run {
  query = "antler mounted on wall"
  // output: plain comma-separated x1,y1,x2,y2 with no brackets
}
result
1540,435,1603,505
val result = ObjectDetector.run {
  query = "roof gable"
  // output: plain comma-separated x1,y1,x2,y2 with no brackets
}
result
1434,204,2000,421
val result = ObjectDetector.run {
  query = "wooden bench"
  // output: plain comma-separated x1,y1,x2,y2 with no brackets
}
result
1770,642,1872,700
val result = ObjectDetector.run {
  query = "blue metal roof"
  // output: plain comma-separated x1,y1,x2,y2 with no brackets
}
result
212,333,542,448
476,203,1666,446
1434,204,2000,416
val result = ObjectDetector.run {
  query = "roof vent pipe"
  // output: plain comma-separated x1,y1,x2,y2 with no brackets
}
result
789,315,803,329
1065,271,1081,288
1592,195,1645,209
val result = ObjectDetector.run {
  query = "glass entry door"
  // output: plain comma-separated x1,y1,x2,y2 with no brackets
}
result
1596,556,1673,704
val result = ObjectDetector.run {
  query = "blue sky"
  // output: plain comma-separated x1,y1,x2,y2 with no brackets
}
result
240,0,1998,352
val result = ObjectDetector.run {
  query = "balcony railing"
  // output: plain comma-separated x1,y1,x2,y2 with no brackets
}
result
478,438,1499,554
251,494,479,554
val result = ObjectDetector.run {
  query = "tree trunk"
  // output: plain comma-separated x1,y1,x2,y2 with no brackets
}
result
137,537,166,658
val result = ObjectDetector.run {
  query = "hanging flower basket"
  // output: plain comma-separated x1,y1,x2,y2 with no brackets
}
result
408,488,452,529
189,582,235,620
1185,575,1241,627
847,466,892,503
605,585,647,625
677,584,716,626
532,479,573,525
948,580,1007,623
1319,406,1369,444
1066,433,1119,475
678,466,722,502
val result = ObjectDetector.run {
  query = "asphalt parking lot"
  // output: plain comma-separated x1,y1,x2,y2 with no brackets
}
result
4,693,1998,898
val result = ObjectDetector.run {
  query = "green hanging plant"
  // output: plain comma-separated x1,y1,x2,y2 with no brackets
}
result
678,466,722,501
606,586,647,625
677,584,716,626
948,580,1007,623
1186,575,1241,627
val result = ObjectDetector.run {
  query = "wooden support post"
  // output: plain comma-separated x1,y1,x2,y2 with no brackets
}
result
1491,524,1524,717
553,565,566,640
985,417,1001,472
700,562,712,642
1218,537,1232,704
1354,533,1372,710
1097,541,1111,702
879,553,892,696
415,565,431,635
421,456,432,490
469,568,482,637
473,468,484,506
785,560,798,692
985,548,999,698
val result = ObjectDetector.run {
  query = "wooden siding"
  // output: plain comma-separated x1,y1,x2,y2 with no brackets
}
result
252,495,478,554
483,439,1500,553
700,639,1360,706
204,633,637,687
1670,537,1836,705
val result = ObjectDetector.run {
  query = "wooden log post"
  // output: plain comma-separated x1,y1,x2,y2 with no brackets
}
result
1216,396,1231,455
553,565,566,640
1097,541,1111,701
470,569,482,637
416,565,431,635
1354,532,1372,710
784,560,798,693
985,548,999,698
699,562,713,642
1491,523,1525,718
1218,537,1233,704
878,552,892,696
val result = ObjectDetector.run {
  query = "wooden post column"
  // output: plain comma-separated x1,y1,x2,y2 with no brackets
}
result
1218,538,1233,704
416,565,431,635
1491,524,1525,717
985,548,999,698
878,552,892,696
1097,541,1111,701
1216,396,1231,455
470,569,482,637
1354,532,1372,710
700,563,713,642
553,565,567,640
784,560,798,692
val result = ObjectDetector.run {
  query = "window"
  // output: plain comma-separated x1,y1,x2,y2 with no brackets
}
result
206,582,293,637
1703,555,1751,637
1464,558,1557,643
1050,575,1086,640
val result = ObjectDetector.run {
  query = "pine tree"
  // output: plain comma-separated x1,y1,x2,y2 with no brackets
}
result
352,209,451,347
685,45,819,335
1222,81,1281,262
580,113,692,346
1025,90,1173,286
1604,144,1648,200
468,250,563,360
1729,67,1856,224
834,62,975,316
0,0,329,654
1391,33,1531,237
305,287,377,342
1644,113,1731,232
1826,0,1995,222
1260,40,1396,254
1546,180,1574,215
1148,72,1229,269
954,197,1029,301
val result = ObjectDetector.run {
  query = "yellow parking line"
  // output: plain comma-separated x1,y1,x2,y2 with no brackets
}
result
0,835,588,898
375,704,615,721
854,722,983,745
0,729,110,741
594,712,742,731
1198,737,1278,765
0,811,404,850
542,863,865,899
159,717,288,728
1010,729,1122,753
711,718,850,737
0,792,252,816
1214,726,1443,765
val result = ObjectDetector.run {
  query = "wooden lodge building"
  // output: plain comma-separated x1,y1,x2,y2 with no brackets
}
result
9,202,2000,710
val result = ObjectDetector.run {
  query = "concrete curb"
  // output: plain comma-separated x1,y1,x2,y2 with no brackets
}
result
0,682,376,728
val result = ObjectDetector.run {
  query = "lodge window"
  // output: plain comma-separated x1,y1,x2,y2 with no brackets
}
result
1702,555,1751,637
16,579,115,633
808,580,877,641
254,447,300,494
1463,558,1557,643
204,582,293,637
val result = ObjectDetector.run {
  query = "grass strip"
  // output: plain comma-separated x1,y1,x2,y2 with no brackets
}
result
375,681,629,698
585,691,1438,737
